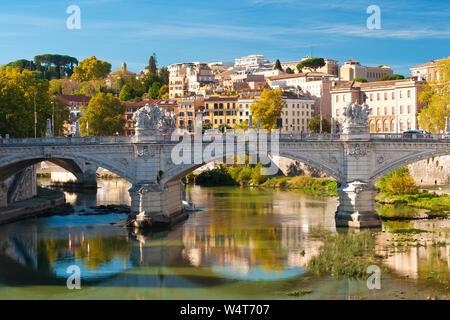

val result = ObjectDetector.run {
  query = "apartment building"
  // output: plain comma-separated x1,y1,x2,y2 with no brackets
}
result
203,96,239,128
410,58,446,81
237,96,315,133
177,97,204,132
168,62,216,98
267,72,338,118
340,59,393,82
55,94,92,135
234,55,271,69
123,99,178,135
330,79,425,133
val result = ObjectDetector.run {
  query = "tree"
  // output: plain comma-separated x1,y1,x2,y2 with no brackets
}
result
158,84,169,98
296,57,325,73
285,67,294,74
250,89,285,131
34,54,78,79
202,122,213,132
148,82,161,99
0,66,68,137
354,77,367,83
418,57,450,133
308,115,331,133
119,84,133,101
159,66,169,85
148,53,157,74
234,119,249,131
72,56,111,82
78,93,125,136
274,59,282,71
379,74,404,81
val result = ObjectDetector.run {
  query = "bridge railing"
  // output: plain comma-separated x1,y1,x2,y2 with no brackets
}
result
370,133,449,141
0,136,134,145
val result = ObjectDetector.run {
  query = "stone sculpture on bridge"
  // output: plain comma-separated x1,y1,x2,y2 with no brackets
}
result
132,103,177,137
341,103,372,139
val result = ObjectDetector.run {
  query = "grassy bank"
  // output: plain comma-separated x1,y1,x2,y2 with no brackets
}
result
261,176,337,196
307,231,382,279
376,192,450,217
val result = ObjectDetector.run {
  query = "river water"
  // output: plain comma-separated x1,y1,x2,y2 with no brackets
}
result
0,178,448,300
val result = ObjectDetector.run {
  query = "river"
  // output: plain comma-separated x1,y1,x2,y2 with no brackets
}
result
0,177,448,300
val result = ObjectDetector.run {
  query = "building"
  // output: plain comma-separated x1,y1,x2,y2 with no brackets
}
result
330,79,425,133
177,97,204,132
267,72,339,118
237,96,315,133
203,96,239,128
282,58,339,76
234,55,271,69
340,59,393,82
123,99,178,135
55,94,92,135
410,58,446,81
168,62,216,98
225,70,265,91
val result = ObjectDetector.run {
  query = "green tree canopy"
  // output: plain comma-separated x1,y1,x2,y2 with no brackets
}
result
418,57,450,133
148,82,161,99
354,77,368,83
274,59,282,71
379,74,404,81
72,56,111,82
148,53,157,74
296,57,325,73
0,66,68,137
308,115,331,133
78,93,125,136
250,89,285,131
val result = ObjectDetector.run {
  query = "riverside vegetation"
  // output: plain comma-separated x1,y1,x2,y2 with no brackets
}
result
187,165,450,216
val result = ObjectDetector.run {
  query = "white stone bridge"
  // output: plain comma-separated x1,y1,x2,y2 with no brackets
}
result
0,129,449,228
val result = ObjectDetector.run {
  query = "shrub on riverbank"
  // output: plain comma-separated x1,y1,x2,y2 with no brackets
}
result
262,176,337,195
376,167,418,195
376,192,450,216
307,231,380,279
194,166,237,186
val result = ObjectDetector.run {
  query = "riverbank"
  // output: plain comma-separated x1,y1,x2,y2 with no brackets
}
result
0,187,68,225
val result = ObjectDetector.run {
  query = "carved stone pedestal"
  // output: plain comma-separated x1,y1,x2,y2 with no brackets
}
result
335,181,382,228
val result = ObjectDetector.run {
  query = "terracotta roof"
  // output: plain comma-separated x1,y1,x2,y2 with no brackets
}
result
204,96,239,102
268,72,336,80
56,94,91,105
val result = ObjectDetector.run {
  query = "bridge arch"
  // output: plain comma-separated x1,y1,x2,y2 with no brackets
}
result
370,148,450,183
0,153,134,184
160,149,342,187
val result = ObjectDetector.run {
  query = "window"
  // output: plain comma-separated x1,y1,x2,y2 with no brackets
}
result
370,94,373,101
384,107,388,115
407,90,411,98
407,105,411,114
392,106,395,115
336,95,339,102
400,105,403,114
384,92,387,100
392,92,395,99
377,93,380,100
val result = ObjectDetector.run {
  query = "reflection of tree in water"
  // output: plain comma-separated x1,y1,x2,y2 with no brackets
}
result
37,236,132,274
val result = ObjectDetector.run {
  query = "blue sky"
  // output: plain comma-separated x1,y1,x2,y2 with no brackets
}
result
0,0,449,75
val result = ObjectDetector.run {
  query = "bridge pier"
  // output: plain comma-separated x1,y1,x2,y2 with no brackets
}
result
129,180,185,228
82,169,97,188
335,181,381,228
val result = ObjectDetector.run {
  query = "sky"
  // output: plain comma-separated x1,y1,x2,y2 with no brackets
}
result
0,0,449,76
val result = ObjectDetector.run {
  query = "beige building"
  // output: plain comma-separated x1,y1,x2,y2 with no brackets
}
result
281,58,339,76
330,79,425,133
168,62,216,98
267,72,339,119
237,96,315,133
340,59,393,82
410,58,446,81
177,97,204,132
